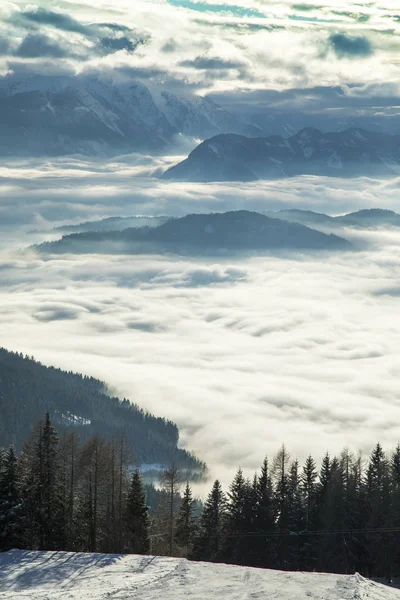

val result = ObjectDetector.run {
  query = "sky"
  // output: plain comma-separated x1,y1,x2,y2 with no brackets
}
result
2,1,400,486
1,0,400,100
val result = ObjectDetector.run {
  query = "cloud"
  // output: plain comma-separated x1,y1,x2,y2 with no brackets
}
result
17,7,89,35
99,36,142,54
328,33,373,58
16,33,71,59
2,158,400,486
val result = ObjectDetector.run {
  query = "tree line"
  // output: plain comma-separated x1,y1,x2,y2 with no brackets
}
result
2,414,400,579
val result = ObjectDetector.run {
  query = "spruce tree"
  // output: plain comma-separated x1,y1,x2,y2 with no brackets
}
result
193,480,227,562
125,469,150,554
20,413,66,550
175,482,196,556
253,457,276,568
224,469,253,565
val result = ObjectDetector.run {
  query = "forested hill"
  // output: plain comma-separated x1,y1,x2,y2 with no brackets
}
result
0,347,203,470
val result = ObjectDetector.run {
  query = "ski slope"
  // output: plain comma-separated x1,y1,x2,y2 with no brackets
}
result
0,550,399,600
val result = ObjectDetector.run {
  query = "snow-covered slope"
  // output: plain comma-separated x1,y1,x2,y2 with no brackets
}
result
0,550,399,600
0,74,257,157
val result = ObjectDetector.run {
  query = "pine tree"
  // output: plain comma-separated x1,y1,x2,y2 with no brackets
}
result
0,445,21,550
125,469,150,554
175,482,196,556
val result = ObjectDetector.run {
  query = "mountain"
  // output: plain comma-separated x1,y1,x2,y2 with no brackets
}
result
56,215,171,234
336,208,400,227
163,128,400,181
0,74,258,156
0,347,203,470
156,90,262,139
273,209,336,226
0,550,398,600
37,210,351,254
267,208,400,230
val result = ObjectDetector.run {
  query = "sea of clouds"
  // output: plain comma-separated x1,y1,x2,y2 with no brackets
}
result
2,156,400,486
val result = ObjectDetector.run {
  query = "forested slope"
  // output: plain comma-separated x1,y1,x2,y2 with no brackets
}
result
0,347,202,469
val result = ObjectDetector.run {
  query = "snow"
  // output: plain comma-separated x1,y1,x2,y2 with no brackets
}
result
1,550,400,600
327,151,343,169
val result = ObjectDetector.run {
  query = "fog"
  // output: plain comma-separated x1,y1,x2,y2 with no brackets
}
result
2,158,400,486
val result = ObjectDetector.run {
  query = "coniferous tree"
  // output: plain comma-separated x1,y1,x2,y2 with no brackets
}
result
0,445,21,550
300,455,318,570
193,480,227,562
125,469,150,554
224,469,253,565
175,482,196,556
364,443,391,577
273,445,291,569
19,414,66,550
253,457,276,568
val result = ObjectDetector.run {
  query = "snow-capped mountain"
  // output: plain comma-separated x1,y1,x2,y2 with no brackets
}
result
163,127,400,181
0,74,257,156
157,90,262,139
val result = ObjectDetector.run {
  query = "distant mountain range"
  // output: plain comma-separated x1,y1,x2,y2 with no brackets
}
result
0,347,203,472
37,210,351,254
0,75,260,156
163,128,400,181
267,208,400,229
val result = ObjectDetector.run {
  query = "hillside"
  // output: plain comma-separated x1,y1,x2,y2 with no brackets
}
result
37,210,351,255
0,347,203,470
0,550,399,600
163,128,400,181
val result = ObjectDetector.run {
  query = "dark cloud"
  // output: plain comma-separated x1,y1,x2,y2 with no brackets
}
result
162,40,178,53
100,36,140,54
16,34,70,59
17,8,89,34
180,56,244,70
329,33,373,58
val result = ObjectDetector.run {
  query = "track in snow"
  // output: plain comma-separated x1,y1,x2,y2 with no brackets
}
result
1,550,400,600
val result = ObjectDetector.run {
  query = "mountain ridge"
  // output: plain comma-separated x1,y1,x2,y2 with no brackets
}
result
36,210,352,255
163,127,400,181
0,74,257,156
0,346,203,471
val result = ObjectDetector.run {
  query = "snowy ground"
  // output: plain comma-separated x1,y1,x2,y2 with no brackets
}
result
0,551,400,600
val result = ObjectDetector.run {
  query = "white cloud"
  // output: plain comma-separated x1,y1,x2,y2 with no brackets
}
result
2,160,400,487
